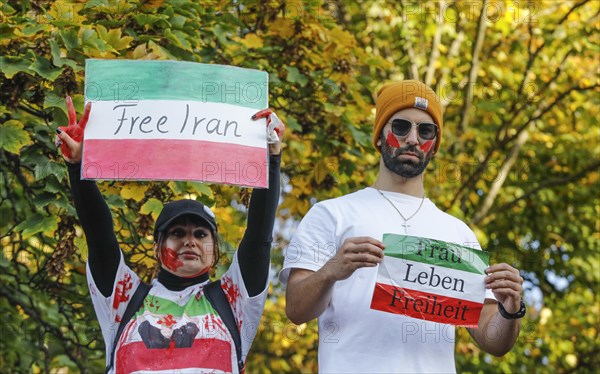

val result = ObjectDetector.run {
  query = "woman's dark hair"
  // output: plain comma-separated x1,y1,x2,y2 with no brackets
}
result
154,214,220,268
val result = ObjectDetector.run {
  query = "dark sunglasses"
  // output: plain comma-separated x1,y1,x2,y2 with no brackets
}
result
390,118,439,140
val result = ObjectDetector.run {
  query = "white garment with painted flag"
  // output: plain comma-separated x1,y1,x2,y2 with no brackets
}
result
82,59,269,187
371,233,490,327
88,251,266,373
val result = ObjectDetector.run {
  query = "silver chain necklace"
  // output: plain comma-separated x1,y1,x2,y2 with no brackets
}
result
376,189,426,234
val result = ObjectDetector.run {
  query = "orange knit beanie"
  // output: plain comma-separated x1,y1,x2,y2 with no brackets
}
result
373,80,443,153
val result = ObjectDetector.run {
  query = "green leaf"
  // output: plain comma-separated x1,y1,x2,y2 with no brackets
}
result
35,161,67,182
0,120,33,155
285,66,309,87
29,55,64,81
105,194,126,209
164,29,192,51
0,24,16,40
171,15,187,29
44,175,68,194
285,116,302,132
346,124,370,147
0,56,33,78
14,215,58,239
140,198,163,220
74,236,88,260
43,92,67,112
96,25,133,52
188,182,213,197
32,193,60,207
167,181,188,195
213,24,229,45
59,29,81,51
49,39,77,69
134,14,168,28
22,24,49,36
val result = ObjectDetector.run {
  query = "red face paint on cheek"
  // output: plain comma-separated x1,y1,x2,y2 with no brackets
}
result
386,130,400,148
420,140,434,153
162,247,183,272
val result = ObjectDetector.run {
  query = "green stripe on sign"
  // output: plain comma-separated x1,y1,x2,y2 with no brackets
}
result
382,233,490,275
85,59,268,109
135,293,216,318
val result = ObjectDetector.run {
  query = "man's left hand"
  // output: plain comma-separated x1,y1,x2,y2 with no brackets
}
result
485,263,524,313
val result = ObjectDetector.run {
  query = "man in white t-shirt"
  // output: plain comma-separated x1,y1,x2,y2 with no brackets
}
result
279,80,525,373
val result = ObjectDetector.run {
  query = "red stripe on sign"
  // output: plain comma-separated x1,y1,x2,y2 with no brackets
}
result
82,139,268,187
370,283,483,327
115,338,232,373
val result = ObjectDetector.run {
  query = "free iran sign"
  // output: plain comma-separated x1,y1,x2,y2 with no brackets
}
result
82,59,270,188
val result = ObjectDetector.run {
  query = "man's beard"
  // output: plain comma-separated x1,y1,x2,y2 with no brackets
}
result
380,132,433,178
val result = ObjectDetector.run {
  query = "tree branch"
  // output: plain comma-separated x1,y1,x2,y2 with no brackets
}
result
449,83,599,211
487,160,600,219
457,0,488,134
424,0,445,86
437,11,465,109
496,0,584,143
558,0,590,24
507,84,600,145
471,130,529,224
399,0,420,80
17,103,51,120
0,285,86,371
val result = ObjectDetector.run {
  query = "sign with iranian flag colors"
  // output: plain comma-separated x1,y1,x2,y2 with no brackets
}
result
82,59,269,187
370,233,491,327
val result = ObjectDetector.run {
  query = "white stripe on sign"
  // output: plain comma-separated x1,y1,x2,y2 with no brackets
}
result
84,100,266,148
377,256,486,304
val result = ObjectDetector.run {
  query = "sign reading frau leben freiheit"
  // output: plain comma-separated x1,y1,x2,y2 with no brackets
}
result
371,233,491,327
82,59,270,188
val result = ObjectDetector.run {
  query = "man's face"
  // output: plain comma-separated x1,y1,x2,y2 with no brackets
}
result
378,108,438,179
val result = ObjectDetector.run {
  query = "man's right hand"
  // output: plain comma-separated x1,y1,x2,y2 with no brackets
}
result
321,236,385,282
56,96,91,163
285,236,385,324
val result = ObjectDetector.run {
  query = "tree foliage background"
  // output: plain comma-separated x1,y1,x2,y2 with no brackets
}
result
1,0,598,373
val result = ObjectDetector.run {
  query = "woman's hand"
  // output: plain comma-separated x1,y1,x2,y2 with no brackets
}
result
252,109,286,155
55,96,91,163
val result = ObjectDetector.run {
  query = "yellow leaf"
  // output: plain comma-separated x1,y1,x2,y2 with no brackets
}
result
131,43,148,59
314,157,339,185
266,19,295,39
241,34,263,49
120,184,148,202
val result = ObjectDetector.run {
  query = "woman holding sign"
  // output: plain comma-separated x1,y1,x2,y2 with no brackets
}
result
56,96,284,373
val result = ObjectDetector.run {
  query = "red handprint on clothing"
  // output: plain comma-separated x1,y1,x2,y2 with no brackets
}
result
113,273,133,310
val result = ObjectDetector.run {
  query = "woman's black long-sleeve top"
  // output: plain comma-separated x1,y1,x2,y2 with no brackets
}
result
68,154,281,297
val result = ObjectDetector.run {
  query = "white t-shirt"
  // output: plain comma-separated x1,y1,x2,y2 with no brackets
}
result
280,187,495,374
89,252,267,374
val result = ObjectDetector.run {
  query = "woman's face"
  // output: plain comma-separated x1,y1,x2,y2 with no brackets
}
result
157,218,215,278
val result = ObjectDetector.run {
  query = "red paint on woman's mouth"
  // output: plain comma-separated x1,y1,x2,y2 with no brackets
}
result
162,247,183,272
386,131,400,148
420,140,434,153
